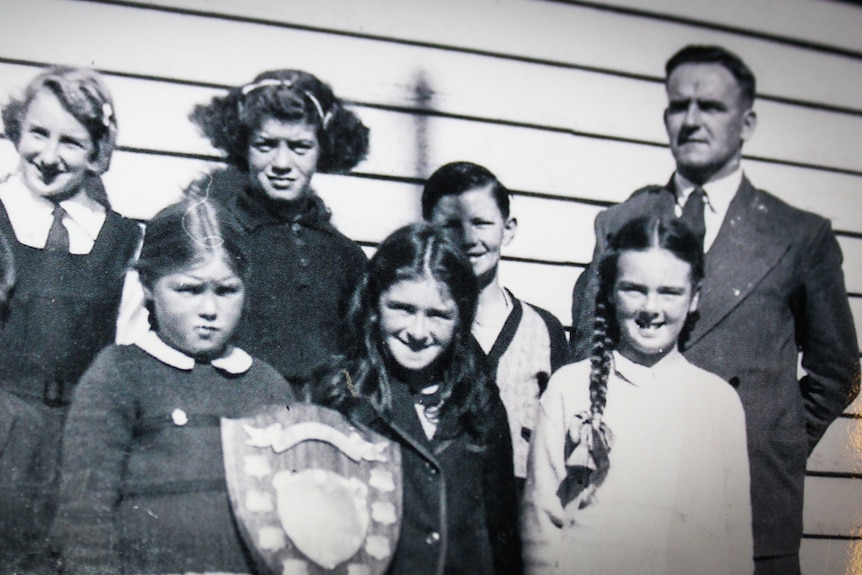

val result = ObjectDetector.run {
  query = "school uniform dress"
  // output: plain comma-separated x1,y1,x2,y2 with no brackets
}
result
522,350,753,575
477,291,569,480
51,332,294,575
0,173,140,572
345,378,522,575
210,168,367,382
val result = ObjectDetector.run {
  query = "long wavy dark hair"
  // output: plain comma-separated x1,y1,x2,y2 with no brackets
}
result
315,222,495,441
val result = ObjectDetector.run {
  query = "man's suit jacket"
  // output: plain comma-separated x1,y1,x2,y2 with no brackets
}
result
570,176,861,558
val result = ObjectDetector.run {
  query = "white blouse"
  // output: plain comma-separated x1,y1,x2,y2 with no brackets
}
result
522,349,753,575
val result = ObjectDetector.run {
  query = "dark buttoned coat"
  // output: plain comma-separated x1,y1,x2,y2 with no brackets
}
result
344,382,522,575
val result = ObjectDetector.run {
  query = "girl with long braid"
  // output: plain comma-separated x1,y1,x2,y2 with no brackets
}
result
522,215,752,574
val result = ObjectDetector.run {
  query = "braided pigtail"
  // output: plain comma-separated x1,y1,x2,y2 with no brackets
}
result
556,256,617,510
588,295,614,427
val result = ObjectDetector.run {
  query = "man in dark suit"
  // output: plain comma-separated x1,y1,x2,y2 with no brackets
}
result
570,45,860,574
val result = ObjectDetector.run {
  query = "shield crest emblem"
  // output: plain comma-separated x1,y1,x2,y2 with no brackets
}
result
222,403,402,575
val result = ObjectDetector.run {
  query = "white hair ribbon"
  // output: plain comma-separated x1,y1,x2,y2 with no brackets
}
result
239,78,332,129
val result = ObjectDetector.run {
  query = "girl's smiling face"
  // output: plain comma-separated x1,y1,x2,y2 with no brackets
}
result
16,89,99,199
378,275,459,376
145,253,245,359
246,118,320,203
613,247,699,367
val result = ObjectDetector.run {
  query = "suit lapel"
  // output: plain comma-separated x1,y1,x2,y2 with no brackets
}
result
686,178,792,347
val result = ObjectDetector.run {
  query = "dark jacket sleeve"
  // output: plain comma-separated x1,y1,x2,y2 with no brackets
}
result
570,214,609,362
51,348,134,574
483,391,524,575
794,219,861,452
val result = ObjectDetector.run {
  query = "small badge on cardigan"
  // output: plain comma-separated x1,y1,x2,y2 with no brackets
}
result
171,408,188,426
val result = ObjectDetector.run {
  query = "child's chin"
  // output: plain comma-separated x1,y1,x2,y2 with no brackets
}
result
191,342,228,360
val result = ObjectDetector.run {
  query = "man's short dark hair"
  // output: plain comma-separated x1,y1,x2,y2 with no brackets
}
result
665,45,756,107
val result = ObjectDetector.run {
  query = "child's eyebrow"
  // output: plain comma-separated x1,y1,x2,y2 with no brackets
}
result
174,273,239,283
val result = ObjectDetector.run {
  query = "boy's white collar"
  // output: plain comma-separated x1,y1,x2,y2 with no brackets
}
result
135,330,252,374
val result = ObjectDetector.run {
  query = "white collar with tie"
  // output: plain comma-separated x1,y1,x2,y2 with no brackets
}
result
672,167,743,253
0,172,107,255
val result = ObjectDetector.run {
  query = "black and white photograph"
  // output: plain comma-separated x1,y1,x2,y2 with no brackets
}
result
0,1,860,573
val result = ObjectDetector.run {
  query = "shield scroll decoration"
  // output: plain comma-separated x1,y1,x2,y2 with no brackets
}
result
222,403,402,575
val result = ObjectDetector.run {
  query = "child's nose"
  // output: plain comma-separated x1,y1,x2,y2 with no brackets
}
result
642,292,661,313
271,143,293,171
37,139,61,166
461,223,478,246
199,292,218,318
405,313,430,342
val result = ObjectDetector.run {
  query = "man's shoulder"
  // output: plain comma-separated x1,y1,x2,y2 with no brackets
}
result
730,180,833,252
745,182,828,230
595,182,672,232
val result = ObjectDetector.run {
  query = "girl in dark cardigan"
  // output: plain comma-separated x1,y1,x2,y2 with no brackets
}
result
52,198,294,574
314,223,522,575
189,69,370,384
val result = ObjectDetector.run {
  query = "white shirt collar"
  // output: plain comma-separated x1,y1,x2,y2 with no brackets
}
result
135,330,253,374
612,348,686,387
672,167,743,252
673,167,742,211
0,172,107,253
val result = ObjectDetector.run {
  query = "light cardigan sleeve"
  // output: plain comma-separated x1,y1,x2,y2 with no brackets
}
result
521,364,583,575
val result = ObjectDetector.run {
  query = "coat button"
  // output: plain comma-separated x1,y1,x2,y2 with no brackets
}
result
425,531,440,545
171,408,188,426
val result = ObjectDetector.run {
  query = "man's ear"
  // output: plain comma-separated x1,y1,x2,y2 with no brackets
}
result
740,109,757,143
689,282,701,315
502,216,518,246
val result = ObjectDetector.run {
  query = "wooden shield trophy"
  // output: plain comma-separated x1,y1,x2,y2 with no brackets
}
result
222,403,402,575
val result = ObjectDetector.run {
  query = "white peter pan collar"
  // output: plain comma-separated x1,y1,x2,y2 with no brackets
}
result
135,330,253,374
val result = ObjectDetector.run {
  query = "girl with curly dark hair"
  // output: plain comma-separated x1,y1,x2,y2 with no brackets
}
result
189,69,370,384
314,222,522,575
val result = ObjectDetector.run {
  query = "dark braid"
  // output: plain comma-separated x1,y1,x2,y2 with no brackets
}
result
588,297,613,423
557,262,617,510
